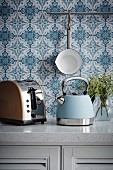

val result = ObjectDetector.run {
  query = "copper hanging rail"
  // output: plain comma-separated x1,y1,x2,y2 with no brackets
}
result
47,12,113,15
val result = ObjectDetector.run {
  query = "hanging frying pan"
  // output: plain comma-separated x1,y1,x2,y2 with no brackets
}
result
55,11,82,74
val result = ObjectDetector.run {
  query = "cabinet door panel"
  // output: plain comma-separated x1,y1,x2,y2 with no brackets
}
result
0,164,46,170
0,146,60,170
0,158,48,170
73,157,113,170
73,164,113,170
63,146,113,170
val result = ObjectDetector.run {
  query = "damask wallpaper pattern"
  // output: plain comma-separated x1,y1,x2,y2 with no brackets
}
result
0,0,113,117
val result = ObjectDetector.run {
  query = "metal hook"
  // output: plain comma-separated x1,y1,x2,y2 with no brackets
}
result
67,10,70,30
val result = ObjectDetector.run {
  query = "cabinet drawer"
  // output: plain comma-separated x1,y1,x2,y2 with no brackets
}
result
63,146,113,170
0,146,60,170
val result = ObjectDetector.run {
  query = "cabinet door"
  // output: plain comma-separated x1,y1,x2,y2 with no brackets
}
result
0,146,60,170
63,146,113,170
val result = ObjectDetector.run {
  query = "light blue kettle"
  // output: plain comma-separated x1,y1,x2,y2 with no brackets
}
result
56,77,95,125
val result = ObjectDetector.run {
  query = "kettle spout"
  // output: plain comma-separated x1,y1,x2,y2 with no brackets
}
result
56,96,65,105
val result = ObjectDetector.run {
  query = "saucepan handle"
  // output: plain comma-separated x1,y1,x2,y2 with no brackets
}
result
62,77,89,95
67,11,71,49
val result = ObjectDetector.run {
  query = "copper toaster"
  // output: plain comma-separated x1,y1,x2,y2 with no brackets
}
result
0,80,46,125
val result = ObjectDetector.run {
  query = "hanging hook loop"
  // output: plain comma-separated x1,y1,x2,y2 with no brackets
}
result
67,10,71,30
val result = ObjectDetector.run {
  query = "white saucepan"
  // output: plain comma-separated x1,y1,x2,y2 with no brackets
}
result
55,11,82,74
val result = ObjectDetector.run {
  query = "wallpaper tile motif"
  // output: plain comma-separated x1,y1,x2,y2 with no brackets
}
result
0,0,113,118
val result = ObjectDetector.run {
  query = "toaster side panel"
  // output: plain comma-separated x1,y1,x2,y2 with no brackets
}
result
0,81,23,121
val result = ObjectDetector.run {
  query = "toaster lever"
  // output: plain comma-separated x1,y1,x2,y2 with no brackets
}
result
27,87,37,118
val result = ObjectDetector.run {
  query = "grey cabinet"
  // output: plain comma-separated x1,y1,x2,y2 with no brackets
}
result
1,145,113,170
62,146,113,170
0,146,60,170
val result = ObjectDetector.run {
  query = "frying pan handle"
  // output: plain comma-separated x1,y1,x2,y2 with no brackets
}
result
62,77,89,95
67,11,71,49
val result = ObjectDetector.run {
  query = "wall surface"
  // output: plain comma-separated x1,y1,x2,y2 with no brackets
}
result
0,0,113,118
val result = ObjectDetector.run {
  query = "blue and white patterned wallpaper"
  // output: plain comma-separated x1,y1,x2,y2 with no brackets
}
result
0,0,113,118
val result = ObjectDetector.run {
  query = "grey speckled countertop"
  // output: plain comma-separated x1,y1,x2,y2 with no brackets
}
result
0,119,113,145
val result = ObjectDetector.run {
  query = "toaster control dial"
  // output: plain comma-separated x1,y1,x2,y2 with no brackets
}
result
26,99,29,102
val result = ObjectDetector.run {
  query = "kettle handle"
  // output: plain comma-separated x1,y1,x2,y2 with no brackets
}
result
62,77,89,95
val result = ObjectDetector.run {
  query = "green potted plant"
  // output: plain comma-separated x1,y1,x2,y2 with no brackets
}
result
88,72,113,118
